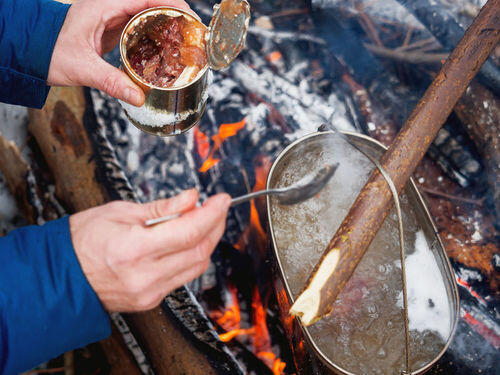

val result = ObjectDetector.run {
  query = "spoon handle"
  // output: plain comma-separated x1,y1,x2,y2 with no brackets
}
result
144,189,284,226
229,188,284,206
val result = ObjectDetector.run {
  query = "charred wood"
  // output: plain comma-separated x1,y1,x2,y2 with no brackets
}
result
364,43,448,65
454,81,500,227
311,3,485,188
397,0,500,96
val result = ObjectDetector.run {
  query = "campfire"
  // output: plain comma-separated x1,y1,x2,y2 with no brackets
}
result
0,0,499,374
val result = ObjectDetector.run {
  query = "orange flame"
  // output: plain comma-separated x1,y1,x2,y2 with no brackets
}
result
212,118,246,146
194,127,210,160
252,286,271,352
215,284,256,342
212,151,286,374
234,155,271,253
219,327,255,342
198,118,246,172
199,156,221,173
252,287,287,375
212,283,241,331
257,352,287,375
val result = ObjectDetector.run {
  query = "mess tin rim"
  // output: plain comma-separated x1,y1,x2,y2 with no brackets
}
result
120,6,209,92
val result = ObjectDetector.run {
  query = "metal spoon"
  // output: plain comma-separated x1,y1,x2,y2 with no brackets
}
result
145,162,339,226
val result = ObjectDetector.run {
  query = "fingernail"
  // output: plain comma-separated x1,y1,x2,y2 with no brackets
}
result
219,194,232,211
124,87,143,106
123,87,131,101
180,188,198,201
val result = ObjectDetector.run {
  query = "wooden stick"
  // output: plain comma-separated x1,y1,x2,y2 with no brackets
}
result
290,0,500,325
365,43,448,64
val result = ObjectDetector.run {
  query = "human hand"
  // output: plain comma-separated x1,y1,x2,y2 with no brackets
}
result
47,0,194,106
69,189,231,312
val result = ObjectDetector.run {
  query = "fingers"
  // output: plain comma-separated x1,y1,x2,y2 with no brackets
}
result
120,196,228,312
145,193,231,254
89,56,145,106
139,189,199,222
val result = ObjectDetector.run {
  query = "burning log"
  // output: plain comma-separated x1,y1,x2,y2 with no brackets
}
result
28,86,244,374
290,0,500,325
364,43,448,65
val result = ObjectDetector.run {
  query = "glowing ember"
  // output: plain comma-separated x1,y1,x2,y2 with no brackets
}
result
266,51,283,63
456,277,487,305
462,311,500,350
197,118,246,172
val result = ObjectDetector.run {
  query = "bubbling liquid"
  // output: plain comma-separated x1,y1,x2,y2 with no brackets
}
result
126,12,207,88
270,135,453,374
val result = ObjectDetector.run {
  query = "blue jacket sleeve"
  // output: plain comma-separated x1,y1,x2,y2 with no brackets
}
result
0,0,70,108
0,216,111,375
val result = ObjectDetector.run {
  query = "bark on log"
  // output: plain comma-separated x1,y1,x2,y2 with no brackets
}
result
454,81,500,222
0,132,35,221
28,86,229,374
291,0,500,325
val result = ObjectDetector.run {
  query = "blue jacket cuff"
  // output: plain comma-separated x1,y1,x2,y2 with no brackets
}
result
0,216,111,374
0,0,70,108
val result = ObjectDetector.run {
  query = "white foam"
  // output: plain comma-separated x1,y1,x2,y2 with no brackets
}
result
396,231,451,341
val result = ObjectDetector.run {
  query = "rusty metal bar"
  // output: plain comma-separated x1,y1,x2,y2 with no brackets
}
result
291,0,500,324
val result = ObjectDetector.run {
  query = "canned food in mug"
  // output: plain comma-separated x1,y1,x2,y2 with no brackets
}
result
119,1,250,137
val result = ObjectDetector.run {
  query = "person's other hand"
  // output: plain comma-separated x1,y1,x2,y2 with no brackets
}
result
69,189,231,312
47,0,193,106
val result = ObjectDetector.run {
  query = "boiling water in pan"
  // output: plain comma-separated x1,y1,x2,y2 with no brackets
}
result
270,135,452,374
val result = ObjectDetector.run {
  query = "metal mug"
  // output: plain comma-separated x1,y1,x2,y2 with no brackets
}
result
119,1,250,137
119,7,209,137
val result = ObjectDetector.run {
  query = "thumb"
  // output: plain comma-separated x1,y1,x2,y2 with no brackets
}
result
140,189,199,221
90,57,145,106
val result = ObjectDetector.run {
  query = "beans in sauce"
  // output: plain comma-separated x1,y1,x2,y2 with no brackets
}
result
126,14,207,88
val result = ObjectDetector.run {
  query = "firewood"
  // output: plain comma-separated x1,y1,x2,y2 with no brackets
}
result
397,0,500,96
290,0,500,325
454,81,500,224
0,132,36,221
